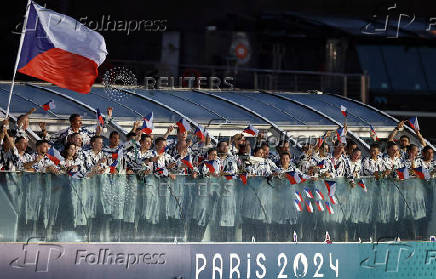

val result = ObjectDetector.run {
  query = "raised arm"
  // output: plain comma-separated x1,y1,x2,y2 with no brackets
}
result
388,121,404,142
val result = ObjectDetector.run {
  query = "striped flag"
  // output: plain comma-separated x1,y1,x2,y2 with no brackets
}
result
315,200,325,212
286,171,301,185
243,124,259,136
181,154,194,170
340,105,347,117
195,125,206,142
96,109,104,127
141,112,154,134
176,118,190,133
408,117,420,131
294,191,303,202
396,167,410,180
357,179,367,192
46,146,61,165
109,159,118,174
239,174,247,185
204,160,218,173
414,166,430,180
329,195,338,205
324,180,337,196
369,125,379,141
336,127,346,144
42,100,55,111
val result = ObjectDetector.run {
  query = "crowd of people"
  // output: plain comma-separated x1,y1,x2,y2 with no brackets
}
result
0,107,435,182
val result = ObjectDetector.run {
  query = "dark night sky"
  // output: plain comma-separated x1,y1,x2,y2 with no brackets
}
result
1,0,436,79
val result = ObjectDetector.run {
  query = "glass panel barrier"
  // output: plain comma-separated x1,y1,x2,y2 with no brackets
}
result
0,172,435,242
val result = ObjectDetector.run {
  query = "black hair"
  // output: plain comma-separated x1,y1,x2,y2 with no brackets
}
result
154,137,166,145
387,141,398,150
370,143,380,150
109,131,119,138
423,145,434,153
69,114,81,123
253,146,263,154
140,134,152,142
399,135,410,142
126,132,136,139
90,135,103,144
207,148,217,155
36,139,50,147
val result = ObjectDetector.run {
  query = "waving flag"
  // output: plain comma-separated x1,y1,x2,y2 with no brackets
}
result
243,124,259,136
96,109,104,127
46,146,61,165
42,100,55,111
324,180,337,196
195,125,206,142
141,112,154,134
396,167,410,180
294,200,303,212
204,160,218,173
315,189,325,200
315,200,325,212
304,188,314,199
305,201,314,213
340,105,348,117
17,2,107,93
357,179,367,192
239,173,247,185
294,191,303,202
336,127,346,144
176,118,190,134
286,171,301,185
109,159,118,174
408,117,420,131
414,166,430,180
369,125,379,141
325,202,334,214
181,155,193,170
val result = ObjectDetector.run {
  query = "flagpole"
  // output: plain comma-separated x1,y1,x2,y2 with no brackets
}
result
5,0,32,118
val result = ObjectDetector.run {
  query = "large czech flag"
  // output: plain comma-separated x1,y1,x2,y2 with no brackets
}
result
17,2,107,93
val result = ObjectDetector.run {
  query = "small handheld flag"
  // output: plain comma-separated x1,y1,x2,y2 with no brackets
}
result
42,100,55,111
176,118,190,134
204,160,218,173
329,195,338,205
340,105,347,117
324,180,337,196
336,127,346,144
141,112,154,134
413,166,430,180
408,117,420,131
109,159,118,174
181,155,194,170
369,125,379,141
243,124,259,136
357,179,367,192
46,146,61,165
286,171,301,185
396,167,410,180
294,191,303,202
299,173,310,183
96,109,105,127
239,174,247,185
195,125,206,142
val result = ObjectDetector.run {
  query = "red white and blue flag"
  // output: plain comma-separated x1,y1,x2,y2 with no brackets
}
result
357,179,367,192
396,167,410,180
324,180,337,196
17,2,107,93
414,166,430,180
195,125,206,142
176,118,190,134
224,174,237,180
294,191,303,202
329,195,338,205
315,189,325,200
325,202,334,214
317,160,325,168
286,171,301,185
111,148,123,161
340,105,347,117
408,117,420,131
109,159,118,174
141,112,154,134
204,160,218,174
369,125,379,141
42,100,55,111
315,200,325,212
243,124,259,136
181,155,194,170
294,200,303,212
304,188,314,199
46,146,61,165
299,173,310,183
96,109,104,127
305,201,314,213
336,127,346,144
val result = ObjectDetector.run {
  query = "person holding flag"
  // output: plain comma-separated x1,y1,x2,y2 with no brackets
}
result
22,140,59,174
59,143,84,177
387,120,427,159
82,136,108,176
149,137,177,179
413,146,435,178
382,141,404,178
362,143,385,177
344,148,362,179
199,148,221,176
56,112,104,146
